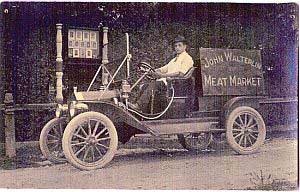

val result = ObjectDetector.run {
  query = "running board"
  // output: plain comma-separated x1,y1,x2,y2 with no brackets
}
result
142,117,221,135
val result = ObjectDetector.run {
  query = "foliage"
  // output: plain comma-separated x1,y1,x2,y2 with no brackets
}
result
246,170,297,190
0,156,18,169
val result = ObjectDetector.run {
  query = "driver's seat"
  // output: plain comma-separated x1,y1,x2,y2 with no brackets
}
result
166,67,196,114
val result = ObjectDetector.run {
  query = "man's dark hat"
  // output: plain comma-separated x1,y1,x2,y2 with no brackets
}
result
174,35,187,43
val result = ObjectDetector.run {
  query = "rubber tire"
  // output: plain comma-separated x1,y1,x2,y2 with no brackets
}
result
177,133,212,151
226,106,266,155
39,117,67,163
62,111,118,170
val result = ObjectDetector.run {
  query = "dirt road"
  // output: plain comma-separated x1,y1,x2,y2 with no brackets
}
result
0,136,297,189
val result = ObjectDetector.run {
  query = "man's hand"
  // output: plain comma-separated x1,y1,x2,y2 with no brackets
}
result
155,69,170,78
149,70,162,79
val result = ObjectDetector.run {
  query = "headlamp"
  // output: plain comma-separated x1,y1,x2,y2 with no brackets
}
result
55,104,68,118
69,101,76,118
55,104,62,118
69,101,88,118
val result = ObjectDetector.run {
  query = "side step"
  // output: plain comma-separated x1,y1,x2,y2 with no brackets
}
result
142,117,221,135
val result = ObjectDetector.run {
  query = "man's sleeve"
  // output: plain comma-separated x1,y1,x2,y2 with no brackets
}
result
180,56,194,74
158,60,172,73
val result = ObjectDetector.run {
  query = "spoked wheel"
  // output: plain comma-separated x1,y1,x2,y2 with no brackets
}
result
177,132,212,151
39,117,67,163
62,112,118,170
226,106,266,155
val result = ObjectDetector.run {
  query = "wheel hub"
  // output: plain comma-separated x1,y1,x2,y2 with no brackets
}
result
241,125,251,134
86,136,96,145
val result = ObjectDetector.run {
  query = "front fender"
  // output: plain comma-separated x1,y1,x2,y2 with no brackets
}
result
82,101,157,136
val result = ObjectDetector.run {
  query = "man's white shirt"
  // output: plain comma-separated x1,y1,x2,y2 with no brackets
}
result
157,51,194,83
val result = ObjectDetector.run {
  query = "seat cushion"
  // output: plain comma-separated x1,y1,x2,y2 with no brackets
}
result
171,78,194,97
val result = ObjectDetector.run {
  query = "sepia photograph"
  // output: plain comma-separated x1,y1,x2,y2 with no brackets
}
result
0,1,298,190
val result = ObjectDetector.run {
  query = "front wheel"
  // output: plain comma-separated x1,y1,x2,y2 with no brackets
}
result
62,111,118,170
226,106,266,155
39,117,67,163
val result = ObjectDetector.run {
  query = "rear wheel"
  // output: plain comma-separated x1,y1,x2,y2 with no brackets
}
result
62,111,118,170
177,132,212,151
226,106,266,155
39,117,67,163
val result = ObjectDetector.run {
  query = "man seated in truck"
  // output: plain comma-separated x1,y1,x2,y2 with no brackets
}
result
130,35,194,112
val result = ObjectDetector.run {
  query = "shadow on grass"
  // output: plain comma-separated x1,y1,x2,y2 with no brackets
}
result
0,145,44,170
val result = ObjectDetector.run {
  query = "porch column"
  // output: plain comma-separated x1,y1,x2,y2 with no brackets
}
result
56,23,63,104
102,27,109,85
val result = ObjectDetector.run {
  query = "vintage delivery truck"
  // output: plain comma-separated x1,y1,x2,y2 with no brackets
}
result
39,25,298,170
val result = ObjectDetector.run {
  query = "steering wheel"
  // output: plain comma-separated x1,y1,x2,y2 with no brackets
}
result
138,61,156,80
